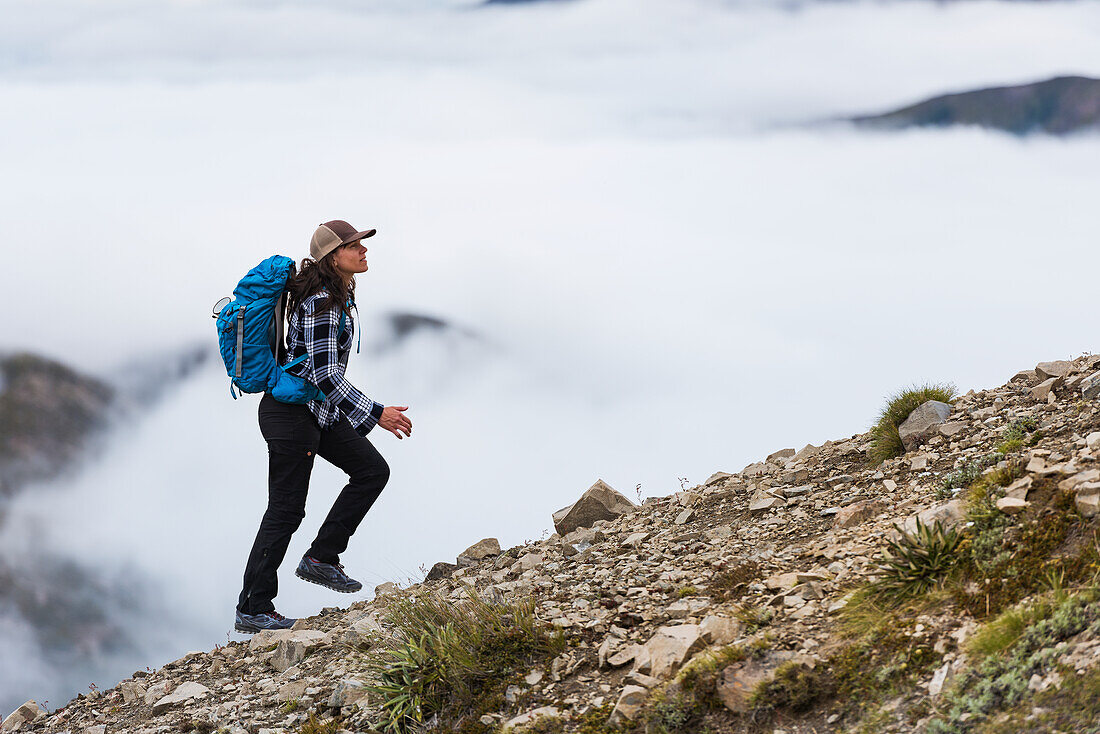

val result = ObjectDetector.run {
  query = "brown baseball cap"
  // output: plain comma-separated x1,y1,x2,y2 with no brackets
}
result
310,220,377,260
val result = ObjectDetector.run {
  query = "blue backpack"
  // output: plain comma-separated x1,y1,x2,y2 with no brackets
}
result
213,255,344,404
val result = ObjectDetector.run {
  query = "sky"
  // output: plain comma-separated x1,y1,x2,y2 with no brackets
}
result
2,0,1100,713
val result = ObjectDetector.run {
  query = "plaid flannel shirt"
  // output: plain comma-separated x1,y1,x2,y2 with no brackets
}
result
284,292,384,435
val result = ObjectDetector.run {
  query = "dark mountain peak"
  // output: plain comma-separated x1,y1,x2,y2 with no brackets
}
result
852,75,1100,135
0,352,115,497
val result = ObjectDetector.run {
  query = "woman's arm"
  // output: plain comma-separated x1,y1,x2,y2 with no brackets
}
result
300,299,384,435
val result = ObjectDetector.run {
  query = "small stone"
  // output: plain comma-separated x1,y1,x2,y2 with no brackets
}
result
374,582,399,597
749,494,785,512
1076,489,1099,518
996,497,1030,515
882,479,898,491
426,562,458,580
270,639,307,672
607,686,648,727
674,508,695,525
504,706,560,732
700,615,742,645
1031,377,1062,402
834,499,888,529
1087,433,1100,451
457,538,501,564
929,663,953,698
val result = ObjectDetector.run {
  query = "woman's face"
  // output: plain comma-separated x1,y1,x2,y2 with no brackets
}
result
331,241,369,280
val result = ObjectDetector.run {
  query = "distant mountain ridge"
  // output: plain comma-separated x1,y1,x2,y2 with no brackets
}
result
852,75,1100,135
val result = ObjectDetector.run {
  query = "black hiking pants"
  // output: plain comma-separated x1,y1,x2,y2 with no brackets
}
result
237,392,389,615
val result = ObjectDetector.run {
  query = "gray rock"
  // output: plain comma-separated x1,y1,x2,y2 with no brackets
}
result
674,508,695,525
143,680,172,705
608,686,648,727
119,680,146,704
426,561,458,580
1031,377,1062,402
503,706,560,732
834,499,888,528
749,493,785,512
457,538,500,565
700,615,742,645
552,479,635,535
898,401,953,451
374,582,399,597
1082,371,1100,400
1076,487,1100,518
151,682,211,715
2,701,43,733
766,448,796,464
635,624,705,679
270,639,307,672
1035,360,1073,380
900,500,967,535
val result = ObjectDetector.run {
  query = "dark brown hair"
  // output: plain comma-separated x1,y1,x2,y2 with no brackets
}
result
287,249,355,320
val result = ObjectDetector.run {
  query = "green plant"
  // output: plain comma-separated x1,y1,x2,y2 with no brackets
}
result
868,383,957,464
281,699,301,713
362,586,564,733
966,592,1067,660
749,661,830,719
676,586,698,598
927,593,1100,732
299,713,340,734
871,518,962,601
734,604,773,633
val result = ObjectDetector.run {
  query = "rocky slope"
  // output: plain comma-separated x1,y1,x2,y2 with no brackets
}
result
851,75,1100,135
6,355,1100,734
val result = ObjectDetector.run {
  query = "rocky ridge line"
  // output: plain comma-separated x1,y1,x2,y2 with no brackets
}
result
5,355,1100,734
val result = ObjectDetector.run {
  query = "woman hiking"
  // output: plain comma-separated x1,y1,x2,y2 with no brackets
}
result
235,219,413,634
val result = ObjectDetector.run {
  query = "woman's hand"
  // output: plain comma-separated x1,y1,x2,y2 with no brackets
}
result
379,405,412,439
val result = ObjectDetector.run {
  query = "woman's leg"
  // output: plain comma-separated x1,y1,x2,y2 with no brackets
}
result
237,394,320,614
307,417,390,564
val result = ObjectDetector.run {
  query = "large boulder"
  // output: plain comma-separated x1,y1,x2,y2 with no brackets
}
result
898,401,953,451
633,624,705,679
552,480,635,535
1035,360,1073,380
2,702,43,732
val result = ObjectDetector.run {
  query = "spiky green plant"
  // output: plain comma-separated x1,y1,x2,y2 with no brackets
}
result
872,518,962,601
362,586,564,733
868,383,957,465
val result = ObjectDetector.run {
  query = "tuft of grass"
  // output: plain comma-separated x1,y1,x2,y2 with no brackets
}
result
749,660,831,719
868,383,957,465
966,592,1067,660
281,699,300,713
734,603,773,634
676,586,698,598
362,586,565,733
871,518,962,602
299,713,339,734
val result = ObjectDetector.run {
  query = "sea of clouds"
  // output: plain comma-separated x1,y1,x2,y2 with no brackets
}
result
2,0,1100,714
